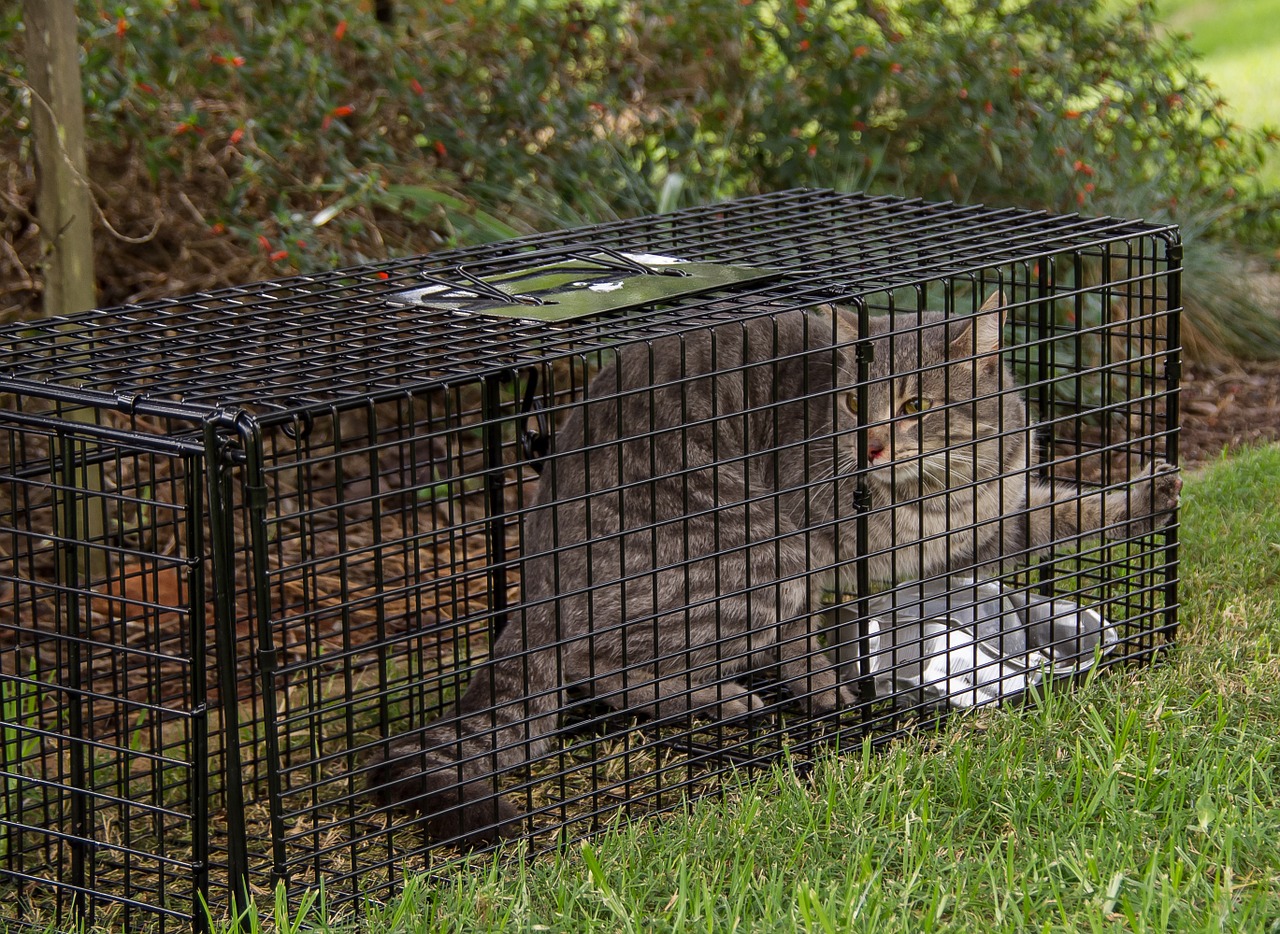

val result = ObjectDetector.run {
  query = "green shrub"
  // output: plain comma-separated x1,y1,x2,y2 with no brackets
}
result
410,0,1275,220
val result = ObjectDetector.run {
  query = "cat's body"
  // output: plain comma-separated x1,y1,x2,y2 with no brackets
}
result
370,296,1180,844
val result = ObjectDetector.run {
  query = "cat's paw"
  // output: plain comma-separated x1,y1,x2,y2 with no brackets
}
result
670,680,766,722
801,682,858,716
1108,459,1181,538
719,690,769,721
1147,460,1182,517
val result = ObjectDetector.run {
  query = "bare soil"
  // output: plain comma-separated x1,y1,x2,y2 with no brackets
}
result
1179,359,1280,467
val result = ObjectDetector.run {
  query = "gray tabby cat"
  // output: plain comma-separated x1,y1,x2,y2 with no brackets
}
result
369,292,1180,844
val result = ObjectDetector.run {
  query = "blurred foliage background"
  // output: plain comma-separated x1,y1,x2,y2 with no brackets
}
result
2,0,1277,356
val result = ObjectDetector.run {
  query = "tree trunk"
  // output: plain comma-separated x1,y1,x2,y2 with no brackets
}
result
25,0,96,317
24,0,105,588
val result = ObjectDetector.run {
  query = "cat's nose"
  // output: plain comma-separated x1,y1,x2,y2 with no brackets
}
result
867,438,886,461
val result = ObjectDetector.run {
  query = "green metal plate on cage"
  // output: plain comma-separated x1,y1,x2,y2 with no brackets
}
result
389,251,782,322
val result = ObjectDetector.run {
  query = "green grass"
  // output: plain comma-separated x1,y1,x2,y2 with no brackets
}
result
204,443,1280,933
1158,0,1280,189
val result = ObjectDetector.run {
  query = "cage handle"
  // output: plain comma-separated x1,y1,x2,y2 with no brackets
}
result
445,265,547,305
409,246,690,309
443,245,690,297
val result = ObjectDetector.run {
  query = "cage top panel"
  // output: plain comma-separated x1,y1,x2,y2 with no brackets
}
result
0,189,1174,425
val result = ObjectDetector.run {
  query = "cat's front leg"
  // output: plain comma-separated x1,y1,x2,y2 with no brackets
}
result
775,617,857,714
1023,459,1181,549
640,673,768,721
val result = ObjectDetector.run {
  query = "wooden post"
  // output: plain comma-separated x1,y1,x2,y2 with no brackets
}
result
24,0,106,589
25,0,96,317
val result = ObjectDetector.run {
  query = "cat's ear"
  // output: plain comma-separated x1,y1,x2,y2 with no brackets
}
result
950,290,1005,362
978,289,1003,314
809,303,858,345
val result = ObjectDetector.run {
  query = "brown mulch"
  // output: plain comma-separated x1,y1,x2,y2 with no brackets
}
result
1179,359,1280,467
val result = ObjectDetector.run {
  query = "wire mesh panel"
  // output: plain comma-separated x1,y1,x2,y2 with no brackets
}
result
0,407,212,932
0,190,1180,930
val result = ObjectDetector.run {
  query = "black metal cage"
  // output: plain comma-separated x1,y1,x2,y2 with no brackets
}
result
0,190,1179,931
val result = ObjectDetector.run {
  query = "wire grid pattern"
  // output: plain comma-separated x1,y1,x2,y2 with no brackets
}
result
0,189,1168,423
0,420,211,932
0,190,1179,931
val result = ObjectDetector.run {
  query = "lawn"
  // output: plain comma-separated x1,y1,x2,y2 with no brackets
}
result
214,444,1280,933
1157,0,1280,188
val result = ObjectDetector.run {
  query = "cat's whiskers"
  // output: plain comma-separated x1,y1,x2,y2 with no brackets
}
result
879,444,1008,497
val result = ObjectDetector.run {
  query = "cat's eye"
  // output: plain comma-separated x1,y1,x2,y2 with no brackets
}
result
845,393,858,416
901,398,932,415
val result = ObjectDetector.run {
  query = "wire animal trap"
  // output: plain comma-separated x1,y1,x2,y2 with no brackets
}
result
0,190,1180,931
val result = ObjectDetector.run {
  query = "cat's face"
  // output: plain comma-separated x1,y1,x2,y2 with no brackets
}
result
830,294,1016,494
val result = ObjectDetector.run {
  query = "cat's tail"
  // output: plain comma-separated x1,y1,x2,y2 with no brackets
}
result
366,648,562,847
